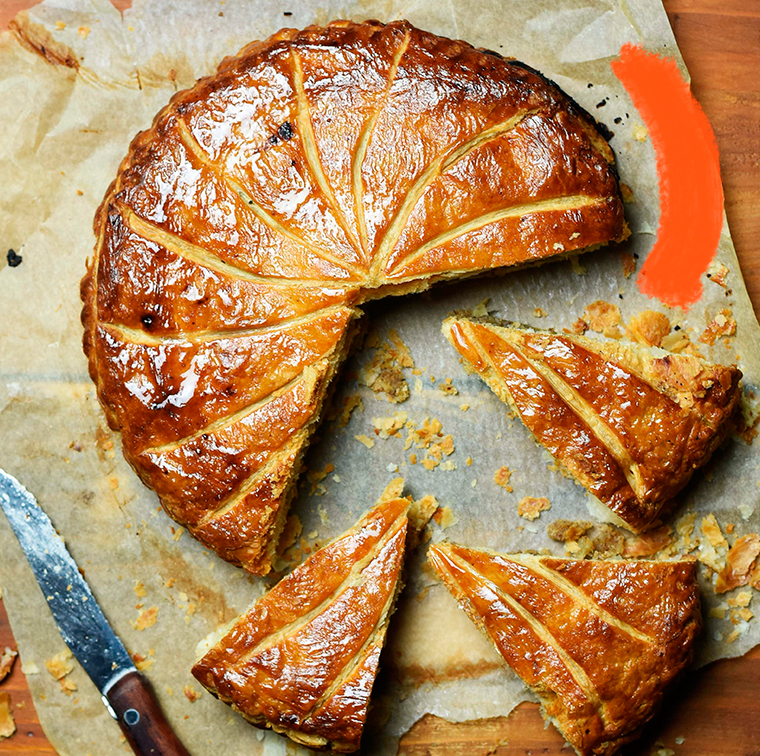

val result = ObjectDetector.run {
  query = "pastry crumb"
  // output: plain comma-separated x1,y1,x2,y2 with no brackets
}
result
0,692,15,740
354,434,375,449
358,329,413,403
333,394,364,428
183,685,200,703
45,650,74,681
581,300,622,338
701,514,728,549
633,124,648,141
619,183,635,203
626,310,670,348
78,25,91,38
433,506,457,529
372,412,407,439
0,648,17,684
493,466,513,492
620,251,636,278
131,606,159,631
715,534,760,593
534,307,547,318
134,581,147,598
438,378,459,396
699,308,736,346
46,650,77,695
706,261,729,288
517,496,550,521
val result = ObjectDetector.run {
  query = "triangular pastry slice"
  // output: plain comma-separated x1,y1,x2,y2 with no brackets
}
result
443,316,741,531
192,480,432,752
428,542,701,756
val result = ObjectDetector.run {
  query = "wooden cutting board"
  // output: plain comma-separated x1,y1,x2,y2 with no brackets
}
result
1,0,759,754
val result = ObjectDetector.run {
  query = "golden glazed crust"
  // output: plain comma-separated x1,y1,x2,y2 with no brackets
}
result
192,490,412,753
428,543,701,756
443,316,741,532
81,19,625,572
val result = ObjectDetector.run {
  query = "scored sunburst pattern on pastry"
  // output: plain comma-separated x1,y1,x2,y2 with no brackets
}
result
192,488,412,753
81,19,626,573
443,316,742,532
428,543,701,756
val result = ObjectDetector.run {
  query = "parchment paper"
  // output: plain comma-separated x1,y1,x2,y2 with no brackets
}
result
1,1,759,754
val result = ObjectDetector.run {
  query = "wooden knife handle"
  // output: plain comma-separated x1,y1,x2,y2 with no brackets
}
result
106,671,192,756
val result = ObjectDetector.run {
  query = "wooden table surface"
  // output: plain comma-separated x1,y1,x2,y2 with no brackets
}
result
1,0,759,754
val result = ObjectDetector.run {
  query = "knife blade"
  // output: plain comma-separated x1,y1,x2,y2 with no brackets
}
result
0,468,191,756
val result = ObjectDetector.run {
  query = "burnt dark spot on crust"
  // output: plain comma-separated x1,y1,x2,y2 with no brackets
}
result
223,385,236,397
278,121,294,141
6,249,22,268
141,314,155,329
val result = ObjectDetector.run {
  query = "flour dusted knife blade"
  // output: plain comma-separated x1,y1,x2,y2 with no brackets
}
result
0,468,191,756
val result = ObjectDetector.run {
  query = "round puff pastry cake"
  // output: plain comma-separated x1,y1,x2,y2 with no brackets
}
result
81,19,626,574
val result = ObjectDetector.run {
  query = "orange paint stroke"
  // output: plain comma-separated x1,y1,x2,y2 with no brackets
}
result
611,43,723,310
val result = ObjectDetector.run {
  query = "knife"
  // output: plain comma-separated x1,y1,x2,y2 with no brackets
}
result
0,469,191,756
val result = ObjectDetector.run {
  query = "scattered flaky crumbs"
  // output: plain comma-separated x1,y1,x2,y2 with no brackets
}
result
633,123,648,141
132,653,154,672
517,496,550,521
581,300,623,338
566,317,588,335
626,310,671,347
547,520,594,543
438,378,459,396
358,330,413,403
701,514,729,549
0,648,17,683
131,606,159,632
78,25,91,38
134,582,147,599
372,412,407,439
459,403,470,412
728,591,752,608
45,650,74,681
46,650,77,695
0,692,15,740
173,527,184,542
335,394,364,428
715,534,760,593
433,506,457,529
620,251,636,278
307,463,335,495
623,525,673,558
354,434,375,449
493,466,513,492
183,685,200,703
699,308,736,346
707,261,729,288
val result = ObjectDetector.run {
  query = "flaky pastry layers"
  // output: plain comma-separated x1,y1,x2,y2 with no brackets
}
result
443,316,741,532
429,543,701,756
81,19,626,572
192,481,422,752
